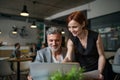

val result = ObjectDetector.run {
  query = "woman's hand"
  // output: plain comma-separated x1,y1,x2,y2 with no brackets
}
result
62,57,72,63
98,73,104,80
27,75,32,80
62,57,68,63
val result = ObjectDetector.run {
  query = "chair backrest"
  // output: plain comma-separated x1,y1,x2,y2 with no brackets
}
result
112,64,120,74
113,48,120,64
0,60,14,76
111,48,120,73
13,61,31,72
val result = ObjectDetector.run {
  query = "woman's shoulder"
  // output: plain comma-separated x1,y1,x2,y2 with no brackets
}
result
88,30,99,40
88,30,98,34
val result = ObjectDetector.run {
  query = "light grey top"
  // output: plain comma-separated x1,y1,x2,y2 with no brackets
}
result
114,48,120,64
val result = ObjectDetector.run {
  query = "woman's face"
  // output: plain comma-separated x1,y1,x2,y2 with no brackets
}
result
68,20,84,37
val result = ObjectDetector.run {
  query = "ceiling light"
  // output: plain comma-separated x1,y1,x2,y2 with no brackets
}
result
12,29,17,34
12,26,18,34
30,21,37,28
61,29,65,34
12,31,17,34
20,5,29,16
0,30,1,34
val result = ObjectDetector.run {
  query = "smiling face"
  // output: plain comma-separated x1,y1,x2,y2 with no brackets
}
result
47,33,62,52
68,20,85,37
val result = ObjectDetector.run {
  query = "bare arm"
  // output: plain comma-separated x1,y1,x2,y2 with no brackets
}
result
97,34,106,79
63,39,74,62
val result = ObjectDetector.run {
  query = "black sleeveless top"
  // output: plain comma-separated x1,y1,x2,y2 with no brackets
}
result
70,30,99,72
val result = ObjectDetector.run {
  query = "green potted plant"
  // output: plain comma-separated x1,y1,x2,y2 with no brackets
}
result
49,67,85,80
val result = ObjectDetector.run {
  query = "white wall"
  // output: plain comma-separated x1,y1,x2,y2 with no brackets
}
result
0,17,38,46
46,0,120,20
87,0,120,19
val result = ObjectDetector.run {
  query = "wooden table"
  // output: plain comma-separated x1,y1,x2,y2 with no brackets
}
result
0,57,10,60
9,58,32,80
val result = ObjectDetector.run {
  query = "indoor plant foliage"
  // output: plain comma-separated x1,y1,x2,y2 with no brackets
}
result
49,67,85,80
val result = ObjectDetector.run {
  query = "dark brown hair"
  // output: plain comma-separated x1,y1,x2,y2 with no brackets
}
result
67,11,88,29
14,43,20,47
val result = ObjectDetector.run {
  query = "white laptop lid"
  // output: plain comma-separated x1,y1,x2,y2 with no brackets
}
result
30,62,80,80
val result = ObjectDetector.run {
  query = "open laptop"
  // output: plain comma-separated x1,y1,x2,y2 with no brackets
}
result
29,62,80,80
30,62,99,80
